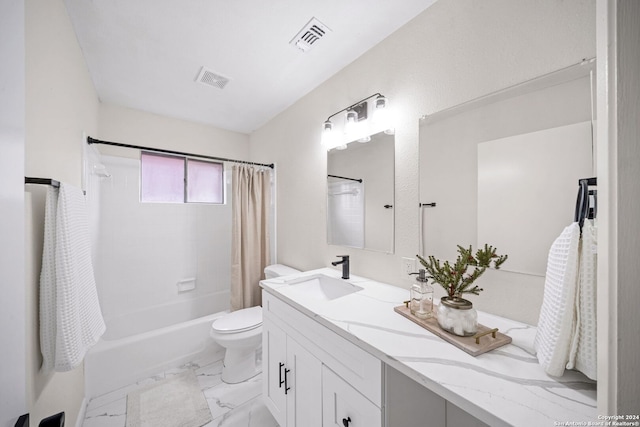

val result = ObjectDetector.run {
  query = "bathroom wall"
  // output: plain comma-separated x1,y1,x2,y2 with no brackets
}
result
0,1,26,425
97,103,250,160
250,0,596,324
24,0,100,425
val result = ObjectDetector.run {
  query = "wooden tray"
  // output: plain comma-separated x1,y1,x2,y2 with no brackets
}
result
394,305,512,357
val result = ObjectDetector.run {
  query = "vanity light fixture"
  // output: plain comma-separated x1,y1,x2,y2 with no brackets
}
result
321,92,392,150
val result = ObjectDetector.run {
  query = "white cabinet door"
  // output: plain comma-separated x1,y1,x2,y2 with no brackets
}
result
287,337,322,427
263,316,288,427
264,314,323,427
322,367,381,427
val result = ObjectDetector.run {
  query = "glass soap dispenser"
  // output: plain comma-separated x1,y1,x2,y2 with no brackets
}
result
409,269,433,319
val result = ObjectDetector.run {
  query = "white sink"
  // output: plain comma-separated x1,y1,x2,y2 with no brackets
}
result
285,274,363,301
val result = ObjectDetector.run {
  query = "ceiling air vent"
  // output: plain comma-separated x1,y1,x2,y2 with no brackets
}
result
195,67,230,89
290,17,331,53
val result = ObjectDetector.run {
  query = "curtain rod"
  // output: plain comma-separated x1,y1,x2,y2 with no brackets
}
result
327,174,362,183
25,177,60,188
87,136,274,169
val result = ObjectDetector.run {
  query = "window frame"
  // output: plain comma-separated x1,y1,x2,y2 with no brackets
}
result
140,151,225,205
185,157,225,204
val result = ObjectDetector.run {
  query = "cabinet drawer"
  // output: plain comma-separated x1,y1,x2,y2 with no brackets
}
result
263,291,382,406
322,366,382,427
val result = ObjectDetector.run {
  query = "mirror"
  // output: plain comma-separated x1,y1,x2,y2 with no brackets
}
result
327,131,394,253
419,65,595,273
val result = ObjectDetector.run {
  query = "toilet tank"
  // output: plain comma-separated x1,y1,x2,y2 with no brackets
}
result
264,264,301,279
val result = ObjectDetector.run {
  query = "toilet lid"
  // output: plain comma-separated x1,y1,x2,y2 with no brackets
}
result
212,306,262,333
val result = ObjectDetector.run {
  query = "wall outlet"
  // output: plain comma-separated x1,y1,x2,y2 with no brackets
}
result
401,257,416,279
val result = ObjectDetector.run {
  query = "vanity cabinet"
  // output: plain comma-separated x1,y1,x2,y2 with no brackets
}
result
263,314,322,427
262,291,382,427
322,366,381,427
262,269,597,427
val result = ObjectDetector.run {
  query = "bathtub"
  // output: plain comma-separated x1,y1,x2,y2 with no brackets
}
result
85,293,229,398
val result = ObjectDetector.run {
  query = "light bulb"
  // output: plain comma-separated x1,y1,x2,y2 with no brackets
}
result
375,95,387,109
322,120,341,150
373,96,394,135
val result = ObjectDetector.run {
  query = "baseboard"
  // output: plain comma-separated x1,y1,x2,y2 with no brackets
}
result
75,397,88,427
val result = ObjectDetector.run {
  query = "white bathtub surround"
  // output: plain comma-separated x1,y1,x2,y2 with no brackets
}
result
85,312,225,398
327,179,365,248
261,268,596,427
96,155,231,329
231,165,271,310
82,351,277,427
102,294,227,341
40,183,105,372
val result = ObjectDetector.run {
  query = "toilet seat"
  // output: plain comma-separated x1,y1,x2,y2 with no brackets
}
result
212,306,262,334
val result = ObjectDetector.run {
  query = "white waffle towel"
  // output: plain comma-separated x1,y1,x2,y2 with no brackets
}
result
567,220,597,380
40,183,105,372
39,186,59,372
534,222,581,377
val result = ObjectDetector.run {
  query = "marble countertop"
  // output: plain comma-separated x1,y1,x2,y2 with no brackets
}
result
260,268,597,427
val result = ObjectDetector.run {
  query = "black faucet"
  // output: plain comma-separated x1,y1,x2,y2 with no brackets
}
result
331,255,350,279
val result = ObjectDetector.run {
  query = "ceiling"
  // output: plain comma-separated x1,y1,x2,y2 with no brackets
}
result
63,0,437,134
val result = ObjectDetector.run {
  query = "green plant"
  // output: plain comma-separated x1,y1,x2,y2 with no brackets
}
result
416,244,508,299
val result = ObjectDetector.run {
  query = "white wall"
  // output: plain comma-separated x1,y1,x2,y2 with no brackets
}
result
250,0,596,323
24,0,100,424
0,0,26,425
598,0,640,414
97,103,250,160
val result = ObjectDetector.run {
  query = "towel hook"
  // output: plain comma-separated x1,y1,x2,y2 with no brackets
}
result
574,177,597,230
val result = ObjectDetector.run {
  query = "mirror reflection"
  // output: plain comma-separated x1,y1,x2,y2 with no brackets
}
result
418,69,594,273
327,131,394,253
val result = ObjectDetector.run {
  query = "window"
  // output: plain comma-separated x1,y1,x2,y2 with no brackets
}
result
140,152,224,204
187,159,224,203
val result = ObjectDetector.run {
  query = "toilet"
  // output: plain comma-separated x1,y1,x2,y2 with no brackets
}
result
210,264,300,383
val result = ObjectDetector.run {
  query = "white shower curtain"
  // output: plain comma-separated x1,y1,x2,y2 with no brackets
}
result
230,165,271,311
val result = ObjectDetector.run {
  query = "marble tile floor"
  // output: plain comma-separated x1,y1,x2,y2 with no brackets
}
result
82,351,279,427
